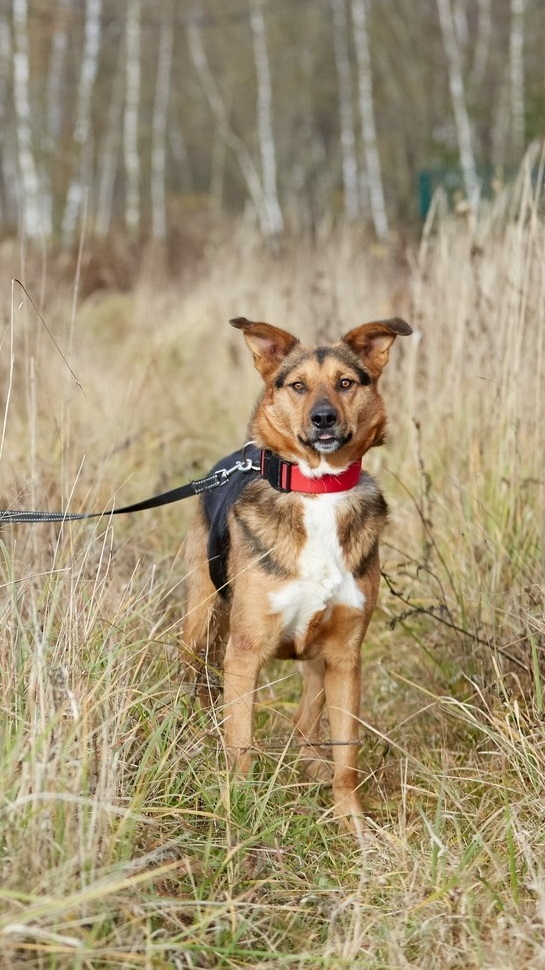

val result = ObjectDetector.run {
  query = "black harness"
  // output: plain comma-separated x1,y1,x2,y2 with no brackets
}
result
202,445,261,596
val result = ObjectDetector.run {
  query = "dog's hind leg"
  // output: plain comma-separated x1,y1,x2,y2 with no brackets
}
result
294,659,325,737
294,660,332,782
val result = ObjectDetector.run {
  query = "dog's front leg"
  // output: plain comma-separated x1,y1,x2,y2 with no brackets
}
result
323,654,363,831
222,636,262,776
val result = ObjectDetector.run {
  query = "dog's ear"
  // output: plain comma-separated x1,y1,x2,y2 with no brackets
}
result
342,317,412,378
230,317,299,381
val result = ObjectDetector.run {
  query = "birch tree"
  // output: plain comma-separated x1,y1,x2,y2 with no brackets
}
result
248,0,283,235
0,9,16,224
469,0,491,90
151,4,174,240
46,0,70,146
452,0,469,53
331,0,360,221
168,127,193,193
61,0,102,243
491,75,510,166
12,0,50,237
436,0,478,205
124,0,141,238
351,0,388,238
509,0,525,161
95,41,124,237
186,11,274,236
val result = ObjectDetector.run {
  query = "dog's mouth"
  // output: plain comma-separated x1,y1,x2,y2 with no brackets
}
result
299,430,352,454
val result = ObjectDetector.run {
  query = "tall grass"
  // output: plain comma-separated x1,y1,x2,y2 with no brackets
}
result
0,156,544,967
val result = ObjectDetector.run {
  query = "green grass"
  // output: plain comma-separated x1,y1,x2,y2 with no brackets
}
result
1,162,545,966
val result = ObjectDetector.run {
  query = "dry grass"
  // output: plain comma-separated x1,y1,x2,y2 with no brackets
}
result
0,155,544,968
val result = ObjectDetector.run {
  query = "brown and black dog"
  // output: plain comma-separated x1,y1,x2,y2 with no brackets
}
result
183,315,411,833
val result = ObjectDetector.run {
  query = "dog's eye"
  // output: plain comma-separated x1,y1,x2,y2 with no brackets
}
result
290,381,306,394
338,378,355,390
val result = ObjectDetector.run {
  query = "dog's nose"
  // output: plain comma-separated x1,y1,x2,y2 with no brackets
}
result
310,402,338,429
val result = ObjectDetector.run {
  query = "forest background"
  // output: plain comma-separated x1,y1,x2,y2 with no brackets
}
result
1,0,542,248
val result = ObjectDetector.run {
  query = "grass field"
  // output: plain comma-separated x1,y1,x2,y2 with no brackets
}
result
0,158,544,968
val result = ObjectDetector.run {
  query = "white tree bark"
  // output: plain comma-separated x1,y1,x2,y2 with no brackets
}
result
249,0,283,235
509,0,525,161
470,0,491,90
124,0,141,238
351,0,388,238
187,12,272,236
151,4,174,240
331,0,360,221
61,0,102,243
452,0,469,54
0,10,17,224
95,41,124,237
168,126,193,192
491,72,510,166
12,0,50,237
46,0,70,145
436,0,478,206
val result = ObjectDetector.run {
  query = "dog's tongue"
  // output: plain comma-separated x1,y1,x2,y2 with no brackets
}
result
318,433,334,440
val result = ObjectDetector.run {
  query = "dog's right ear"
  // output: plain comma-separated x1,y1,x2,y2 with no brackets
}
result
230,317,299,382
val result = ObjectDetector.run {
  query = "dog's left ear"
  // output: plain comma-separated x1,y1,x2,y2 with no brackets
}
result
230,317,299,382
342,317,412,378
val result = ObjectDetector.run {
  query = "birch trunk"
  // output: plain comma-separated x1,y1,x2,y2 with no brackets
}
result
248,0,283,235
470,0,491,89
331,0,360,221
46,0,70,145
124,0,141,238
187,12,271,235
12,0,49,237
61,0,102,243
436,0,478,206
0,10,17,224
509,0,525,161
491,72,510,166
95,41,124,237
168,126,193,193
452,0,469,53
151,4,173,240
351,0,388,239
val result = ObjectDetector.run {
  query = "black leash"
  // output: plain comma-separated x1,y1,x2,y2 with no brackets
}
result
0,452,260,525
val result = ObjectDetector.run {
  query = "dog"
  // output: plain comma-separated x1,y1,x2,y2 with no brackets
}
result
183,315,412,833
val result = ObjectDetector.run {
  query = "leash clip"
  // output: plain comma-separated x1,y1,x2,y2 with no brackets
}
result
230,441,260,476
221,457,259,478
216,443,260,481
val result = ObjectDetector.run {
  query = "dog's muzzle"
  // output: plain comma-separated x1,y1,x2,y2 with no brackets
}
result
301,402,351,454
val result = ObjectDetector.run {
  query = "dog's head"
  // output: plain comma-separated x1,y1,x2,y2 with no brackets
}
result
230,316,412,470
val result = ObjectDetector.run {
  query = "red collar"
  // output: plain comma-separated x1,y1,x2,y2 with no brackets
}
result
260,449,361,494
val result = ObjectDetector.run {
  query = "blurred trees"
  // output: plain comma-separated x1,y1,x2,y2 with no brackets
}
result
0,0,543,243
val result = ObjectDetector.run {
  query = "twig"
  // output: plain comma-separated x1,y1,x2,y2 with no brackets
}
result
381,568,530,673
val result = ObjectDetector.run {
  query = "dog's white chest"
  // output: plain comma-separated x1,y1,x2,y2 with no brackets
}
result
268,492,365,641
